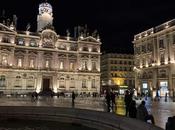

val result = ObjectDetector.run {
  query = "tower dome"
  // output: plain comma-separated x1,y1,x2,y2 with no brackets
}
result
39,2,53,16
37,1,53,32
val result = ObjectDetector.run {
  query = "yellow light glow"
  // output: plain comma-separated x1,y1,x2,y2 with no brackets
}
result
53,87,57,93
165,61,168,64
152,63,155,66
112,78,125,86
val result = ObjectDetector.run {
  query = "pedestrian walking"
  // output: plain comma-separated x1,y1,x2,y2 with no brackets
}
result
72,91,75,107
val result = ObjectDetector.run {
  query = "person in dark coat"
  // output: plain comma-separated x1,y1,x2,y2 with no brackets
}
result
137,100,155,124
124,90,132,116
105,90,111,112
72,91,76,107
110,91,116,112
129,100,137,118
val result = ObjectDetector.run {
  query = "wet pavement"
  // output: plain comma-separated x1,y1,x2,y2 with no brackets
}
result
145,97,175,129
0,95,174,129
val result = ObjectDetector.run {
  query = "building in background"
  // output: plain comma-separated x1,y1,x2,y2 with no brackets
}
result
101,53,134,94
133,19,175,97
0,1,101,95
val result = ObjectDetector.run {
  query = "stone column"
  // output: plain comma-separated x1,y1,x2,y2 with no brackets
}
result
24,50,29,69
88,55,91,71
52,75,58,93
9,47,15,66
168,66,173,97
52,52,58,70
37,51,43,69
36,73,42,93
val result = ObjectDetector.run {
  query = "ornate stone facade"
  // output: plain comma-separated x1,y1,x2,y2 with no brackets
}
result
0,2,101,95
133,19,175,97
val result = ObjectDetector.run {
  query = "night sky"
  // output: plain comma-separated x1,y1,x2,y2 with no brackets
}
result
1,0,175,54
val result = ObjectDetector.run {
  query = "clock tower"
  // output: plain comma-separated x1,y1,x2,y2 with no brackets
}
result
37,1,53,32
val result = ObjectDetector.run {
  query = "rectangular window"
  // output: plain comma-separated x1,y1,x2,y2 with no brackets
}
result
160,53,165,63
159,39,164,48
59,80,65,88
92,61,97,71
82,80,86,88
92,79,95,88
0,76,6,87
82,61,88,70
69,62,74,70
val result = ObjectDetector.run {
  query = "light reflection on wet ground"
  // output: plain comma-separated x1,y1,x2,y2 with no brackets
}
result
0,96,174,129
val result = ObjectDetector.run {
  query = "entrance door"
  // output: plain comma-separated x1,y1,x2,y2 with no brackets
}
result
43,78,50,91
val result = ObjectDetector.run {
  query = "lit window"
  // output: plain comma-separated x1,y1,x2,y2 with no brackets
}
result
30,39,37,47
82,61,88,70
45,60,49,68
60,61,64,70
18,38,25,45
17,59,22,67
70,62,74,70
29,59,34,68
2,55,7,66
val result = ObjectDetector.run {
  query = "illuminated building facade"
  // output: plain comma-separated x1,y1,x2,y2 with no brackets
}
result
101,53,134,94
0,2,101,94
133,19,175,97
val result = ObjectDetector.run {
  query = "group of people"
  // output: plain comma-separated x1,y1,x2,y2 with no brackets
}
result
124,90,155,124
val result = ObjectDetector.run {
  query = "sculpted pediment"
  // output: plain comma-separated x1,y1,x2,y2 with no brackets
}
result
79,36,100,43
0,23,16,33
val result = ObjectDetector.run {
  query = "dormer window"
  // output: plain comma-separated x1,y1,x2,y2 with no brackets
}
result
30,39,37,47
17,38,25,46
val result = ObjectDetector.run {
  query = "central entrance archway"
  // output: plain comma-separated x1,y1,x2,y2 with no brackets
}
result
43,78,50,91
